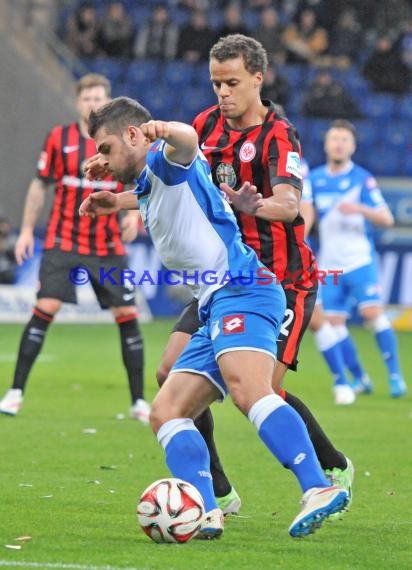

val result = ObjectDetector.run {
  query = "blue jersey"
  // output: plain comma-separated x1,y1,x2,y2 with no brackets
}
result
134,141,266,308
310,161,387,273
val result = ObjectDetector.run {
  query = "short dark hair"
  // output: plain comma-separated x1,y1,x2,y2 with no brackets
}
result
328,119,357,139
88,96,152,138
76,73,111,97
210,34,268,75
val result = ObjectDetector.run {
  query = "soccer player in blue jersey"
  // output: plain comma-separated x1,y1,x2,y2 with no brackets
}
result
310,119,407,398
79,96,349,539
300,158,356,405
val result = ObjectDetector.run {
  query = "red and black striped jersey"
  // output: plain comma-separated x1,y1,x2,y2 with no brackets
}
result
192,101,317,288
37,122,125,256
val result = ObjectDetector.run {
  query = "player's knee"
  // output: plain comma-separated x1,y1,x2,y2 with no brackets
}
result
156,363,171,387
149,397,164,433
229,386,251,415
364,313,391,332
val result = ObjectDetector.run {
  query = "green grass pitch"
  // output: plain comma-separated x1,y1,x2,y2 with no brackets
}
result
0,321,411,569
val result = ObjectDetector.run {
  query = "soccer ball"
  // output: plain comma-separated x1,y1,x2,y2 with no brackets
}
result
137,478,205,543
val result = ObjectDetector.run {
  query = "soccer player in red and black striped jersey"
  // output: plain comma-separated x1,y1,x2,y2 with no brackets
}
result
0,74,150,423
157,35,353,515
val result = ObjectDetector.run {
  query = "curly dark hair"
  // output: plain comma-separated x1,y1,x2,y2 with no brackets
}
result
210,34,268,75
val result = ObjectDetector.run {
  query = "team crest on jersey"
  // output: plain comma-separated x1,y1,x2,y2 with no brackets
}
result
223,314,245,334
285,151,302,179
37,151,48,170
239,141,256,162
216,163,237,187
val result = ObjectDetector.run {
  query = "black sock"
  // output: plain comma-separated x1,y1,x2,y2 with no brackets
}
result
284,391,347,470
13,307,53,391
117,315,144,403
195,408,232,498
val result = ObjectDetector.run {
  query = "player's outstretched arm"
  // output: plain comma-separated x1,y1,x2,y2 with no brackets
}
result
140,120,198,166
79,190,138,218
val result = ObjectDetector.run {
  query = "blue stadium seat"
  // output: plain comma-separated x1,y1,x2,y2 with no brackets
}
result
384,121,411,149
364,147,400,176
177,86,216,121
361,94,396,119
138,87,178,121
286,91,304,115
195,62,211,87
127,60,161,86
341,69,370,98
84,57,126,84
307,118,332,146
278,65,304,90
163,61,196,87
352,120,379,147
397,94,412,120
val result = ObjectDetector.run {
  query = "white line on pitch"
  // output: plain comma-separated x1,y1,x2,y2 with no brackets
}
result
0,561,143,570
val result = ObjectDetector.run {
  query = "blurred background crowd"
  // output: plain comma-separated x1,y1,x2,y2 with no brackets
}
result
54,0,412,175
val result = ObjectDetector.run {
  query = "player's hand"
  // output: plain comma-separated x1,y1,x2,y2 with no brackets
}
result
339,202,363,215
220,181,263,215
121,211,139,242
79,191,119,218
15,230,34,266
83,153,110,181
140,120,170,142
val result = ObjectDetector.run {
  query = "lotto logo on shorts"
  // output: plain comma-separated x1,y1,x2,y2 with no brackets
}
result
223,315,245,334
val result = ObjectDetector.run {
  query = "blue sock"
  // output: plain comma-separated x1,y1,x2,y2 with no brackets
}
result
249,395,330,493
338,333,365,380
322,345,348,386
157,418,218,512
314,323,349,387
375,327,402,377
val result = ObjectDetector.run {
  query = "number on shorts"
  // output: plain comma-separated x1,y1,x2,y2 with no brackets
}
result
280,308,294,337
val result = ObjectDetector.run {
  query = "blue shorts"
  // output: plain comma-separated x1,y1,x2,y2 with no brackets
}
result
322,262,382,316
170,280,286,400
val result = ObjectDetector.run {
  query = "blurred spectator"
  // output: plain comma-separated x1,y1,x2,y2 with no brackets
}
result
282,8,328,64
252,6,286,65
373,0,411,40
177,0,212,10
260,66,290,107
216,3,250,38
363,35,411,94
301,69,363,118
0,215,17,285
400,19,412,70
65,1,99,58
322,8,364,68
291,0,338,33
97,2,134,58
134,4,179,61
177,10,215,63
247,0,279,11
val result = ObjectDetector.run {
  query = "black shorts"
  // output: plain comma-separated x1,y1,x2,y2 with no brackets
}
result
172,298,202,335
37,249,136,309
172,283,317,371
277,283,317,371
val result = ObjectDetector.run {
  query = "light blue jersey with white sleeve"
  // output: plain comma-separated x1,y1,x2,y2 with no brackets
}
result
310,161,387,273
134,141,265,309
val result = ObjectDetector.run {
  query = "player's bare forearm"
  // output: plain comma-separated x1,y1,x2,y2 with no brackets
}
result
254,184,300,222
140,120,198,166
299,201,315,237
339,202,394,227
20,178,47,232
79,190,138,218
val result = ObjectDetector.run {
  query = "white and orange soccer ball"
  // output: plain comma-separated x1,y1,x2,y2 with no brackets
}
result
137,478,205,543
